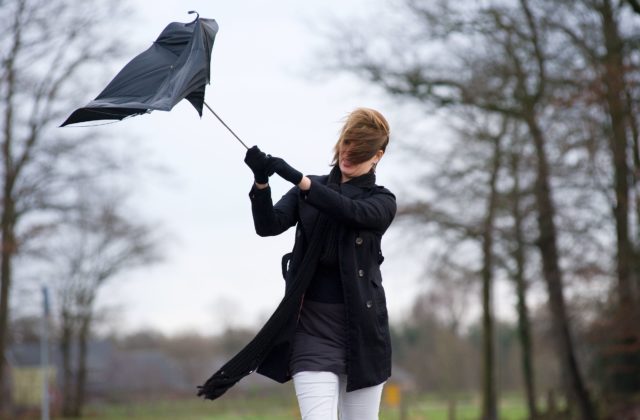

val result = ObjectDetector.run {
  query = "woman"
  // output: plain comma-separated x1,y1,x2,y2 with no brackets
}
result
244,108,396,420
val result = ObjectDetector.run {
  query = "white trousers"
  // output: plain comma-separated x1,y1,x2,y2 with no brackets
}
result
292,371,385,420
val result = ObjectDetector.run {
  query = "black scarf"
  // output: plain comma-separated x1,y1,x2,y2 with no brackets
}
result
197,166,375,400
318,166,341,264
319,166,375,264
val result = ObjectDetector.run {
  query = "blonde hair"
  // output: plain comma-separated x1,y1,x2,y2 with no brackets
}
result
331,108,390,166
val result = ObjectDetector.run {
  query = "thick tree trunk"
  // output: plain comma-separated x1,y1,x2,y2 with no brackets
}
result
599,0,635,308
509,151,538,419
526,116,595,420
481,137,501,420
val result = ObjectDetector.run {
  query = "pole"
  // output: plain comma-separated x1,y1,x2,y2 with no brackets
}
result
203,102,249,150
40,286,50,420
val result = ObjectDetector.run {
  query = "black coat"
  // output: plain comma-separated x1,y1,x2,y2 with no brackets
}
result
251,172,396,392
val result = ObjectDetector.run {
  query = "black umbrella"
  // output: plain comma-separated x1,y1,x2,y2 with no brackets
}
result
61,11,247,149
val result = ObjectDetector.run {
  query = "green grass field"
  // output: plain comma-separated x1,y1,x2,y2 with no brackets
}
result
75,393,531,420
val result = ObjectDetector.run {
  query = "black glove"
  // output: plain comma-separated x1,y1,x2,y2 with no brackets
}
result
266,156,303,185
244,145,269,184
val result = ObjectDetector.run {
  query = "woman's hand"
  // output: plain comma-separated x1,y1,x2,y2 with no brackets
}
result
267,156,302,184
266,156,302,184
266,156,310,191
244,146,270,184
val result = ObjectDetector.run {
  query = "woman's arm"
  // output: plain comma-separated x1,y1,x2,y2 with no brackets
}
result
268,157,396,232
300,177,396,232
249,183,299,236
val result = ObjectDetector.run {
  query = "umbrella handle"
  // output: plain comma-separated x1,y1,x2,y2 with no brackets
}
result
203,102,249,150
187,10,199,25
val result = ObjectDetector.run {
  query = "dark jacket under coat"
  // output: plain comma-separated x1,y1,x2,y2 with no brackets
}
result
251,172,396,392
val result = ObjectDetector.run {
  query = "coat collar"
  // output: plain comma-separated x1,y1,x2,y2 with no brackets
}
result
326,165,376,198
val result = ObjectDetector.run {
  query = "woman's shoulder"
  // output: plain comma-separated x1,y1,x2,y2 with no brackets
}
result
373,183,394,194
373,184,396,199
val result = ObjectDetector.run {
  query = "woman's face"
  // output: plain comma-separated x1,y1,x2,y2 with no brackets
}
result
339,144,383,181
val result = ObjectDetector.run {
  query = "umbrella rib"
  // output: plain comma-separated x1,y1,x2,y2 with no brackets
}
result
203,101,249,150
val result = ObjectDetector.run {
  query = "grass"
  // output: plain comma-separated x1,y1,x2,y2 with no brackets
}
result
392,393,529,420
79,394,299,420
69,392,531,420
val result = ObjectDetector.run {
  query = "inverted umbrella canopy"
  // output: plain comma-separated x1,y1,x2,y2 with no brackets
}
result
61,12,218,126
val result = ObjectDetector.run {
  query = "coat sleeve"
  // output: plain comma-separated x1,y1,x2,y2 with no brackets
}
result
249,184,299,236
302,181,397,232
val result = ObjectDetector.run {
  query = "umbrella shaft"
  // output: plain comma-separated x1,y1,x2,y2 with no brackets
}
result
204,102,249,150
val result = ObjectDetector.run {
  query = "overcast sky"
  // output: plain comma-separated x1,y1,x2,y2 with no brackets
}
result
68,1,515,336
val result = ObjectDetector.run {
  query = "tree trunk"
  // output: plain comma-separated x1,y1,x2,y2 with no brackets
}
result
0,1,22,411
526,115,595,420
0,203,14,417
626,87,640,300
481,136,502,420
73,314,91,417
593,0,640,397
447,398,457,420
627,88,640,299
61,311,75,417
509,151,538,419
599,0,636,308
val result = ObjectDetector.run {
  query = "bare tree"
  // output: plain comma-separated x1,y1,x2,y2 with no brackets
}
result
48,186,159,417
543,0,640,397
540,0,640,308
506,136,538,418
398,108,511,419
479,122,504,420
511,3,595,416
322,0,598,417
0,0,129,412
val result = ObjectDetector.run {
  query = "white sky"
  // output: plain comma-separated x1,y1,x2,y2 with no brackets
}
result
79,1,514,336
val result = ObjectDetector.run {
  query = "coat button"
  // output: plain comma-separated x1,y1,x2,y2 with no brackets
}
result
355,237,363,245
296,230,301,237
366,300,373,308
358,269,364,277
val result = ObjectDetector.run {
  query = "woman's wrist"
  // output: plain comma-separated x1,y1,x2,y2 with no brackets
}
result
255,181,269,190
297,176,311,191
